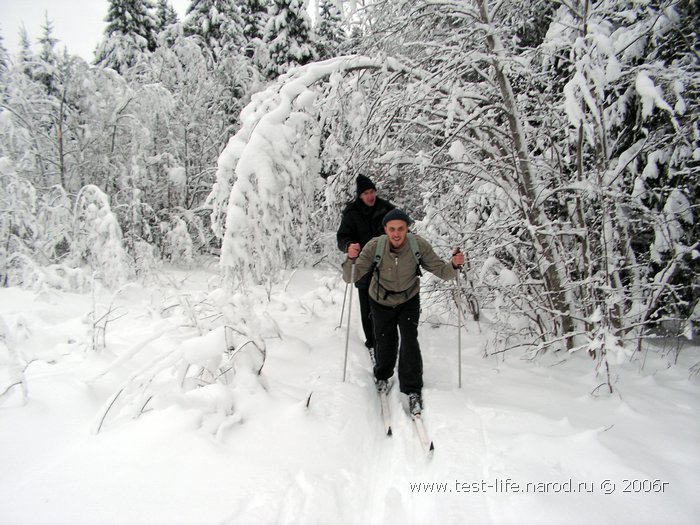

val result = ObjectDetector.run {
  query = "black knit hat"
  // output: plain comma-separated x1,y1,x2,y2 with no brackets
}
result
356,174,376,196
382,208,412,227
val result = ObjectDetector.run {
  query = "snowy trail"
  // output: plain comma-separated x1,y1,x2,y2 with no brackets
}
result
318,324,493,525
0,267,699,524
295,300,448,524
302,344,404,524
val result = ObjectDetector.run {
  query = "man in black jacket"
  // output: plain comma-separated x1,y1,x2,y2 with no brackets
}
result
337,174,395,352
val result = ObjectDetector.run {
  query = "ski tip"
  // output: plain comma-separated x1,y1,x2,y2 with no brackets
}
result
429,441,435,452
387,427,393,437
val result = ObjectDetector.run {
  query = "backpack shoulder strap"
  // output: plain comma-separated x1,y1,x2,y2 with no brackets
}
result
373,235,387,269
407,233,421,264
407,233,423,277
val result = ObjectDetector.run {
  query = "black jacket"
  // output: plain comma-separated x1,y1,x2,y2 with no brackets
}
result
336,196,395,253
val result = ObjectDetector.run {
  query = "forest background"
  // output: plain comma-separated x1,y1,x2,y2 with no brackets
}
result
0,0,698,382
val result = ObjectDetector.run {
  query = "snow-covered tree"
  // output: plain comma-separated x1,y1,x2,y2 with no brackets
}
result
1,47,72,190
154,0,179,31
314,0,346,60
72,185,133,288
142,34,256,202
16,27,35,77
209,56,415,287
241,0,269,41
542,0,700,349
163,216,194,264
36,13,59,63
0,158,39,285
96,0,159,73
352,0,698,359
0,34,8,80
262,0,317,79
240,0,270,59
0,158,75,289
210,0,698,372
182,0,247,59
0,0,265,285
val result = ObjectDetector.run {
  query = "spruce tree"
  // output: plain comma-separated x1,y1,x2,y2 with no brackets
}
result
35,13,59,95
95,0,159,73
314,0,345,60
155,0,179,31
0,31,10,82
16,27,34,77
263,0,317,79
182,0,246,59
240,0,270,58
241,0,269,42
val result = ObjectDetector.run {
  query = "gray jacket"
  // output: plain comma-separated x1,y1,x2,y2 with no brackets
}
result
342,233,457,307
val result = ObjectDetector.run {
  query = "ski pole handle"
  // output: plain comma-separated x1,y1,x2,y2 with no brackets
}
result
452,248,464,269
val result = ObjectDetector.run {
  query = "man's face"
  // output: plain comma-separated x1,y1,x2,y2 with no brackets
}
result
359,188,377,207
384,220,408,249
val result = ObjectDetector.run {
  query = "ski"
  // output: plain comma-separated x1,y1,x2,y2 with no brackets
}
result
376,380,392,436
412,413,435,457
379,389,393,436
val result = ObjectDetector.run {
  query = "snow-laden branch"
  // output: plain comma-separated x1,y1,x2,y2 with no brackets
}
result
208,54,483,287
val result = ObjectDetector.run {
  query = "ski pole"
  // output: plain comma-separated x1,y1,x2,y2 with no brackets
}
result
457,270,462,389
453,248,463,389
342,262,356,382
337,281,350,329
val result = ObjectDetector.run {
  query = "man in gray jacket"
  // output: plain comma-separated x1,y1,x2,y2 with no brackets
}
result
342,209,465,415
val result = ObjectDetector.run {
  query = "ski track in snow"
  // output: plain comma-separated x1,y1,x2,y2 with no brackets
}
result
0,267,699,524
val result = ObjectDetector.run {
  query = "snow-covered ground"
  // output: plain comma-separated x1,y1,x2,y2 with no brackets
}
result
1,265,698,525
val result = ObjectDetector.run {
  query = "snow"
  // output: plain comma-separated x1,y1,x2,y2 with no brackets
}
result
167,166,187,187
635,71,674,118
1,265,699,525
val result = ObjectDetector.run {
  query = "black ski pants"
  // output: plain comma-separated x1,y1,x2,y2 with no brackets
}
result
370,294,422,395
357,286,374,348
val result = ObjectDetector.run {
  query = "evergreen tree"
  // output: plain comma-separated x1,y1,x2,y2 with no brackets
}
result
314,0,346,60
345,24,363,55
154,0,182,48
0,32,9,82
240,0,270,58
37,12,59,62
95,0,159,73
183,0,246,59
72,185,133,287
241,0,269,41
35,13,59,95
155,0,179,31
0,1,263,280
262,0,317,79
3,40,94,193
16,26,34,77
